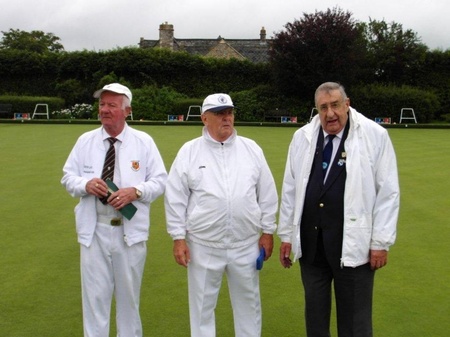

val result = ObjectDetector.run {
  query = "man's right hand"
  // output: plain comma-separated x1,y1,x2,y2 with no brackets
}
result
173,239,190,267
86,178,108,198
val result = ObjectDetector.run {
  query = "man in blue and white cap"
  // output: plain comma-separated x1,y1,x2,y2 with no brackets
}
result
165,93,278,336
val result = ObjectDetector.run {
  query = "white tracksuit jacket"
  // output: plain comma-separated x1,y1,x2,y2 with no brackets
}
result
61,124,167,247
277,108,400,267
165,127,278,248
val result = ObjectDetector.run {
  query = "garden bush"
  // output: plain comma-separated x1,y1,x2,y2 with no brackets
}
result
0,95,65,116
131,85,188,120
349,84,440,123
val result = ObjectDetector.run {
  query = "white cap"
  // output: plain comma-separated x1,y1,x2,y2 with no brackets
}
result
201,93,234,114
93,83,132,103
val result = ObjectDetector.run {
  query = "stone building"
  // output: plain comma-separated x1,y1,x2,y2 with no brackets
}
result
139,22,272,63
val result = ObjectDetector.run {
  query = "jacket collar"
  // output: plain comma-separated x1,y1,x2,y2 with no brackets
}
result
307,106,360,142
202,126,237,145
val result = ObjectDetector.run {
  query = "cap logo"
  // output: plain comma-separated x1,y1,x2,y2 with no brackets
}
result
218,95,228,104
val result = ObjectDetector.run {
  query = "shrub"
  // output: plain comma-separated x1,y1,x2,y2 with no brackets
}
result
54,79,85,107
131,85,188,120
172,98,203,119
349,84,440,123
0,95,65,116
230,85,312,122
52,103,94,119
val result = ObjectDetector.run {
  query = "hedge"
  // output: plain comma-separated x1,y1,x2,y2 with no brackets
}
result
349,84,440,123
0,95,65,117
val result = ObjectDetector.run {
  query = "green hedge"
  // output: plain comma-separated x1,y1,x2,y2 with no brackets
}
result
0,48,443,123
0,95,65,117
349,84,439,123
0,48,270,102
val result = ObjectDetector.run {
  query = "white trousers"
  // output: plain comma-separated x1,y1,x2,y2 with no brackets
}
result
80,222,147,337
187,241,261,337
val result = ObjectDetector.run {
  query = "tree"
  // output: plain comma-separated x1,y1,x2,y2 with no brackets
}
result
361,19,427,84
0,29,64,53
415,49,450,118
269,7,367,99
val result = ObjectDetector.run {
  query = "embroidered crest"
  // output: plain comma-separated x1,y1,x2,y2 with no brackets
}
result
131,160,140,171
218,95,228,104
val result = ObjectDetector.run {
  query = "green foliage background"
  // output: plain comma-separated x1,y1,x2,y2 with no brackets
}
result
1,9,449,122
0,123,449,336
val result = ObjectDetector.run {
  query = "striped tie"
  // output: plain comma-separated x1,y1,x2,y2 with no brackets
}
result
100,137,117,204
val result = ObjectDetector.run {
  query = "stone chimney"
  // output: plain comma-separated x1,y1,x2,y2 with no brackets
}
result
260,27,266,42
159,22,174,50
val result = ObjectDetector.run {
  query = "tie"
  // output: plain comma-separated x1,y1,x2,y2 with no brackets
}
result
100,137,117,204
322,135,335,178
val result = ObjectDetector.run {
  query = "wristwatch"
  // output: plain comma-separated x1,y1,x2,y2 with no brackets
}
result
135,188,142,199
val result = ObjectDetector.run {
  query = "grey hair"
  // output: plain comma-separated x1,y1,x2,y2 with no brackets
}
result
121,96,131,110
314,82,348,106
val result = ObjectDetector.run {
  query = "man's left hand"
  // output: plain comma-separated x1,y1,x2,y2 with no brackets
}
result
109,187,138,210
370,249,388,270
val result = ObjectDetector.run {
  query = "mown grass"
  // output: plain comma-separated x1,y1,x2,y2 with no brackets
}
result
0,124,449,336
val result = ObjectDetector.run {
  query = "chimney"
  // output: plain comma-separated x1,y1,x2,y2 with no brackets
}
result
260,27,266,42
159,22,174,50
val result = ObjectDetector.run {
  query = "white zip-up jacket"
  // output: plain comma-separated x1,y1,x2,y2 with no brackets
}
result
61,124,167,247
165,127,278,248
277,108,400,267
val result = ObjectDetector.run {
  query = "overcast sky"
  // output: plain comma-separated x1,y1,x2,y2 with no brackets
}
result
2,0,449,52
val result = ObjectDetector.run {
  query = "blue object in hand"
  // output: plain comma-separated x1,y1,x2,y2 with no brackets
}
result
256,247,266,270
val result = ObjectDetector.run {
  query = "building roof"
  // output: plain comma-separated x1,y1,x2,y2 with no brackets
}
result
139,24,272,63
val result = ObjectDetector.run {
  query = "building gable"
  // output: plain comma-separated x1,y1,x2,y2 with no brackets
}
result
205,39,246,60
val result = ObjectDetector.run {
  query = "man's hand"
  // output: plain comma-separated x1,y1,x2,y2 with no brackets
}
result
370,249,388,270
173,239,190,267
108,187,138,210
280,242,293,268
259,233,274,261
86,178,108,198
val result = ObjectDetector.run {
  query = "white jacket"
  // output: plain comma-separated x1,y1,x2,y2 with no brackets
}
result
277,108,400,267
165,127,278,249
61,124,167,247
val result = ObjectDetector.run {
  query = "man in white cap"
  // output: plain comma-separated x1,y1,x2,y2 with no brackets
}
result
61,83,167,337
164,93,278,337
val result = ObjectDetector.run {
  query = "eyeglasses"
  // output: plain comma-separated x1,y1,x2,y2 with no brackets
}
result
318,101,344,113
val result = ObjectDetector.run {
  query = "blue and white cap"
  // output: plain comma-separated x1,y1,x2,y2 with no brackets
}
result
201,93,234,114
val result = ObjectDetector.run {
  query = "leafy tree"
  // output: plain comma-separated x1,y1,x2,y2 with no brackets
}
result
55,79,85,107
361,19,427,84
415,49,450,118
269,7,367,99
0,29,64,53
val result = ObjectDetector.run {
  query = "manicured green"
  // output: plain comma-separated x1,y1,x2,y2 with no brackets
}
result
0,124,449,336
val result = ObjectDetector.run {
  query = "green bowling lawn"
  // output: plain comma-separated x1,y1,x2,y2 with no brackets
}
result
1,123,449,336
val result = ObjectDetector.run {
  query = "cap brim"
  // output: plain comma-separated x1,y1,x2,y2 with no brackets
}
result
93,89,105,98
206,105,234,113
93,89,131,101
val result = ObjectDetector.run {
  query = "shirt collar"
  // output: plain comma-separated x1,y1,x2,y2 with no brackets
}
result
322,127,345,141
102,124,127,143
